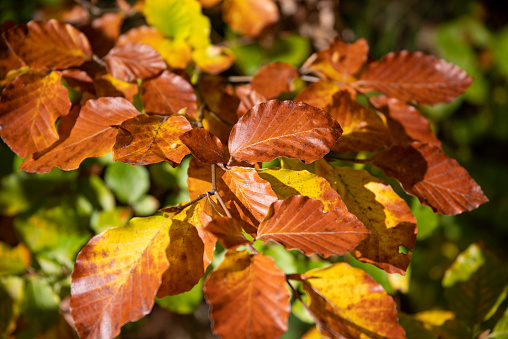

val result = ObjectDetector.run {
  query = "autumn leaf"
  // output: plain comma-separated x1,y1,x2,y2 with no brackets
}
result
140,71,198,119
179,128,225,164
303,38,369,82
3,19,92,71
204,251,290,339
0,242,31,275
355,51,473,105
94,73,139,103
189,199,218,269
104,43,167,82
236,89,266,118
370,95,442,147
0,71,71,157
192,45,235,75
371,142,488,215
251,62,299,99
229,100,342,164
257,195,369,257
20,97,139,173
222,0,279,37
113,115,192,166
329,90,389,153
70,216,170,339
62,69,95,94
204,217,250,249
82,13,123,58
294,80,342,111
302,263,406,339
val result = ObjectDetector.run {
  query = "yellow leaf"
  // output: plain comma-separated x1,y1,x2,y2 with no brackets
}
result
192,45,235,74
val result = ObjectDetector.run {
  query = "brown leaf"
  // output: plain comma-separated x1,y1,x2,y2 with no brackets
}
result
117,25,165,47
222,0,279,37
113,115,192,166
204,217,250,248
0,71,71,157
204,251,290,339
371,142,488,215
303,38,369,82
105,43,166,82
370,95,442,147
251,62,299,99
329,90,388,153
20,97,139,173
141,70,198,119
302,263,406,339
229,100,342,164
236,89,266,119
257,195,369,257
356,51,473,105
294,80,342,111
0,44,22,79
198,74,239,125
179,128,225,164
82,13,123,58
62,69,95,94
94,73,139,103
3,19,92,71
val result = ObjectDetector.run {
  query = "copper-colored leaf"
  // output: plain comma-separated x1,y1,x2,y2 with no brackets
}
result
113,115,192,166
370,95,442,147
117,25,166,48
302,263,406,339
356,51,473,105
198,74,239,125
294,80,342,111
313,160,417,274
3,19,92,71
229,100,342,164
205,217,250,248
330,90,388,153
62,69,95,94
0,71,71,157
104,43,166,82
204,251,290,339
222,0,278,37
251,62,299,99
20,97,139,173
141,70,198,118
82,13,123,58
371,142,488,215
236,89,266,118
187,157,220,201
158,205,207,297
257,195,368,257
179,128,225,164
303,38,369,82
0,45,22,79
70,216,170,339
94,73,139,103
189,199,219,269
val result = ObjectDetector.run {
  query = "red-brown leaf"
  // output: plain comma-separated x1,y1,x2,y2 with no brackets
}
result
179,128,225,164
198,74,239,125
0,71,71,158
3,19,92,71
229,100,342,164
141,71,198,119
356,51,473,105
104,43,166,82
204,217,250,248
236,89,266,118
20,97,139,173
113,115,192,166
251,62,299,99
82,13,123,58
204,251,290,339
372,142,488,215
257,196,369,257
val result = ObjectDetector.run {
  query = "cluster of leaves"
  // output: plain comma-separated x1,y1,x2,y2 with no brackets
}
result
0,0,504,338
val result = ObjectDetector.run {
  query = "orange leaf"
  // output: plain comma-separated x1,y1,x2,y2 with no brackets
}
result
192,45,235,75
302,263,406,339
179,128,225,164
199,0,222,8
0,44,22,79
82,13,123,58
117,25,166,48
94,73,139,103
189,199,218,269
294,80,342,111
3,19,92,71
104,42,166,82
257,195,369,257
70,216,170,339
20,97,139,173
204,251,290,339
371,142,488,215
330,90,389,153
313,160,417,274
222,0,278,37
251,62,299,99
303,38,368,82
198,75,239,124
355,51,473,105
0,71,71,157
141,70,198,119
62,69,95,94
370,95,442,147
229,100,342,164
113,115,192,166
236,89,266,118
205,217,250,248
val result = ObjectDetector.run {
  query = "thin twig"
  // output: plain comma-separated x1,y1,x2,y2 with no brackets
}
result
286,277,315,319
228,75,254,83
92,54,106,67
300,75,322,83
158,191,214,214
211,164,233,218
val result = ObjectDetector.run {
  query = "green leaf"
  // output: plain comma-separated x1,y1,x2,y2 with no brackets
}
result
0,276,24,338
493,308,508,337
132,195,160,216
78,175,116,211
22,276,60,333
0,242,31,276
442,243,508,326
90,207,132,234
104,162,150,204
411,198,439,240
156,279,203,314
398,313,438,339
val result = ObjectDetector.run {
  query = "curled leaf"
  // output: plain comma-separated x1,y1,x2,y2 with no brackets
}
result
179,128,225,164
204,217,250,249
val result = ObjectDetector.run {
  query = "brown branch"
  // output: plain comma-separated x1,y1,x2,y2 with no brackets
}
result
211,164,233,218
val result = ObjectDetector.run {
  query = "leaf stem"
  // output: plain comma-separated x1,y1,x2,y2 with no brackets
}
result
286,277,315,319
228,75,253,83
158,191,214,214
300,75,321,83
211,164,233,218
